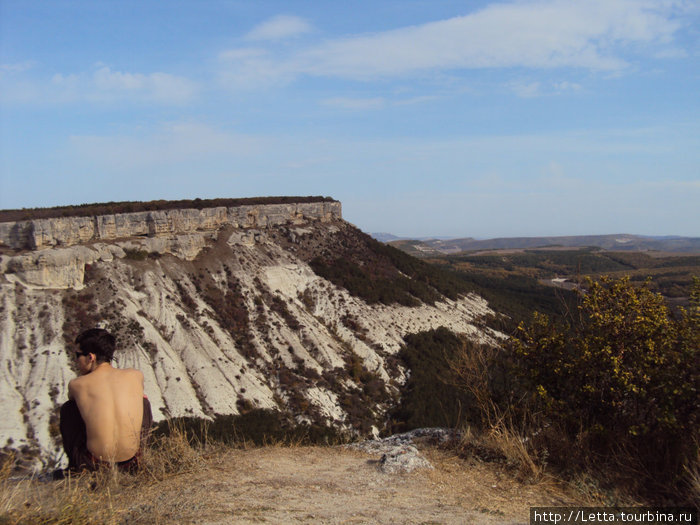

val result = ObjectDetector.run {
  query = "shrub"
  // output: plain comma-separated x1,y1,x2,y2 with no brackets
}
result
390,328,481,433
455,276,699,501
153,410,346,447
124,249,149,261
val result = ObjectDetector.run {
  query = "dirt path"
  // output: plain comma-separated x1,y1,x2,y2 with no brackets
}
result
115,445,581,524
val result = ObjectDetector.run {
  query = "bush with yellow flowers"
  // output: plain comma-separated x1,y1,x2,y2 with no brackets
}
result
505,276,699,500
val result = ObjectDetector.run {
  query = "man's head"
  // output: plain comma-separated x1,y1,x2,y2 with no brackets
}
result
75,328,116,366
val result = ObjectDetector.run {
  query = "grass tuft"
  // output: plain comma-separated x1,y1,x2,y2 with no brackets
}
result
139,420,208,482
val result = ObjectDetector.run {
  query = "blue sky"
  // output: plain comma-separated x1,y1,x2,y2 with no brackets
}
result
1,0,699,238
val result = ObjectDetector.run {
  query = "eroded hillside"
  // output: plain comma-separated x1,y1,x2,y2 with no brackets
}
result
0,201,498,469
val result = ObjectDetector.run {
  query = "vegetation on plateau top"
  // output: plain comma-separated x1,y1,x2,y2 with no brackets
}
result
0,196,337,222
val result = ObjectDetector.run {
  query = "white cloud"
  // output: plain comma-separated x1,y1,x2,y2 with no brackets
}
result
90,67,197,104
321,97,386,110
553,81,583,93
319,94,439,110
218,48,268,61
507,78,583,97
246,15,311,41
219,0,687,88
1,66,197,106
0,61,35,75
509,81,542,98
217,48,297,89
308,0,680,75
393,95,440,106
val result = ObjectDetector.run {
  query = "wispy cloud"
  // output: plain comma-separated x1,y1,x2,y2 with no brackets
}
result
553,81,583,93
319,94,440,110
509,81,542,98
218,0,687,89
0,61,35,75
91,67,196,103
393,95,440,106
1,65,197,106
320,97,386,110
507,79,583,97
245,15,312,41
217,48,296,90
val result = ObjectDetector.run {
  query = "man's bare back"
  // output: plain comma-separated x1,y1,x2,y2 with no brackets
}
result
69,364,145,462
57,328,152,475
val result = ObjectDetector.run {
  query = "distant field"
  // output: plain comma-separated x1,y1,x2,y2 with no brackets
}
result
389,244,699,331
447,248,698,297
391,232,700,254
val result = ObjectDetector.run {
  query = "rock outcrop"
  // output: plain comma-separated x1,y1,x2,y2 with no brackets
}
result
349,428,457,473
0,201,341,250
0,199,498,471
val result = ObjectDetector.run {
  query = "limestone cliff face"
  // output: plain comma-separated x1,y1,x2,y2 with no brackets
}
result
0,201,341,250
0,200,498,471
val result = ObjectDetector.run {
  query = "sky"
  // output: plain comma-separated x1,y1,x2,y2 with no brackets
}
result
1,0,699,238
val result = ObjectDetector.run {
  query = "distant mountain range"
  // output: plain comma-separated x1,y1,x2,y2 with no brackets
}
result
372,232,454,243
375,233,700,254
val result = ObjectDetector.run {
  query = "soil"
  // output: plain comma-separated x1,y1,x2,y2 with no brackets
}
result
114,445,588,524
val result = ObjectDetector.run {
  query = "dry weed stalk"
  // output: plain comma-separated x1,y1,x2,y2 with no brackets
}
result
449,340,544,481
486,419,541,479
684,443,700,507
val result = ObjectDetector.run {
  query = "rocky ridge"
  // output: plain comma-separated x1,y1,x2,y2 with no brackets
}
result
0,200,498,470
0,201,341,250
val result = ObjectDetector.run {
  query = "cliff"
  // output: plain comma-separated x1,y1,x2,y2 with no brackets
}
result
0,201,341,250
0,198,499,471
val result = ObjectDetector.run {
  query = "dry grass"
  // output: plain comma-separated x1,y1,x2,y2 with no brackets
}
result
484,422,542,480
0,425,207,525
0,465,119,524
684,445,700,508
449,342,545,482
139,421,208,482
0,431,616,525
1,420,663,524
0,419,318,525
458,423,542,483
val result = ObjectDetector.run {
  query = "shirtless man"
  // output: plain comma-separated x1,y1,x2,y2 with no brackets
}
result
59,328,152,474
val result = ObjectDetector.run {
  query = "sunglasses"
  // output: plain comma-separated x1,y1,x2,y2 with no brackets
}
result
75,351,91,359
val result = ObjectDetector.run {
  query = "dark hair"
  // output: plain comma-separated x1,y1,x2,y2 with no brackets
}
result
75,328,116,363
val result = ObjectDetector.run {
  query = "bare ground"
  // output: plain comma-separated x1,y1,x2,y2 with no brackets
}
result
106,445,591,525
2,442,604,524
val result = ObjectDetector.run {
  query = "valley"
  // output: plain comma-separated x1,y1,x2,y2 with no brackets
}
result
390,239,699,331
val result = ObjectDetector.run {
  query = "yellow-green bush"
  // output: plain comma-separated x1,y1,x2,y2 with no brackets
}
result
505,276,699,500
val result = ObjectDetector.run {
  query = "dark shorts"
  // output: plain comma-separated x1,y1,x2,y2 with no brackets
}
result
59,397,153,473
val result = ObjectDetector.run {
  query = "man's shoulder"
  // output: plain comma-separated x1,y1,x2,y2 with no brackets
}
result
67,374,89,399
113,367,144,388
68,375,86,389
118,367,144,379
